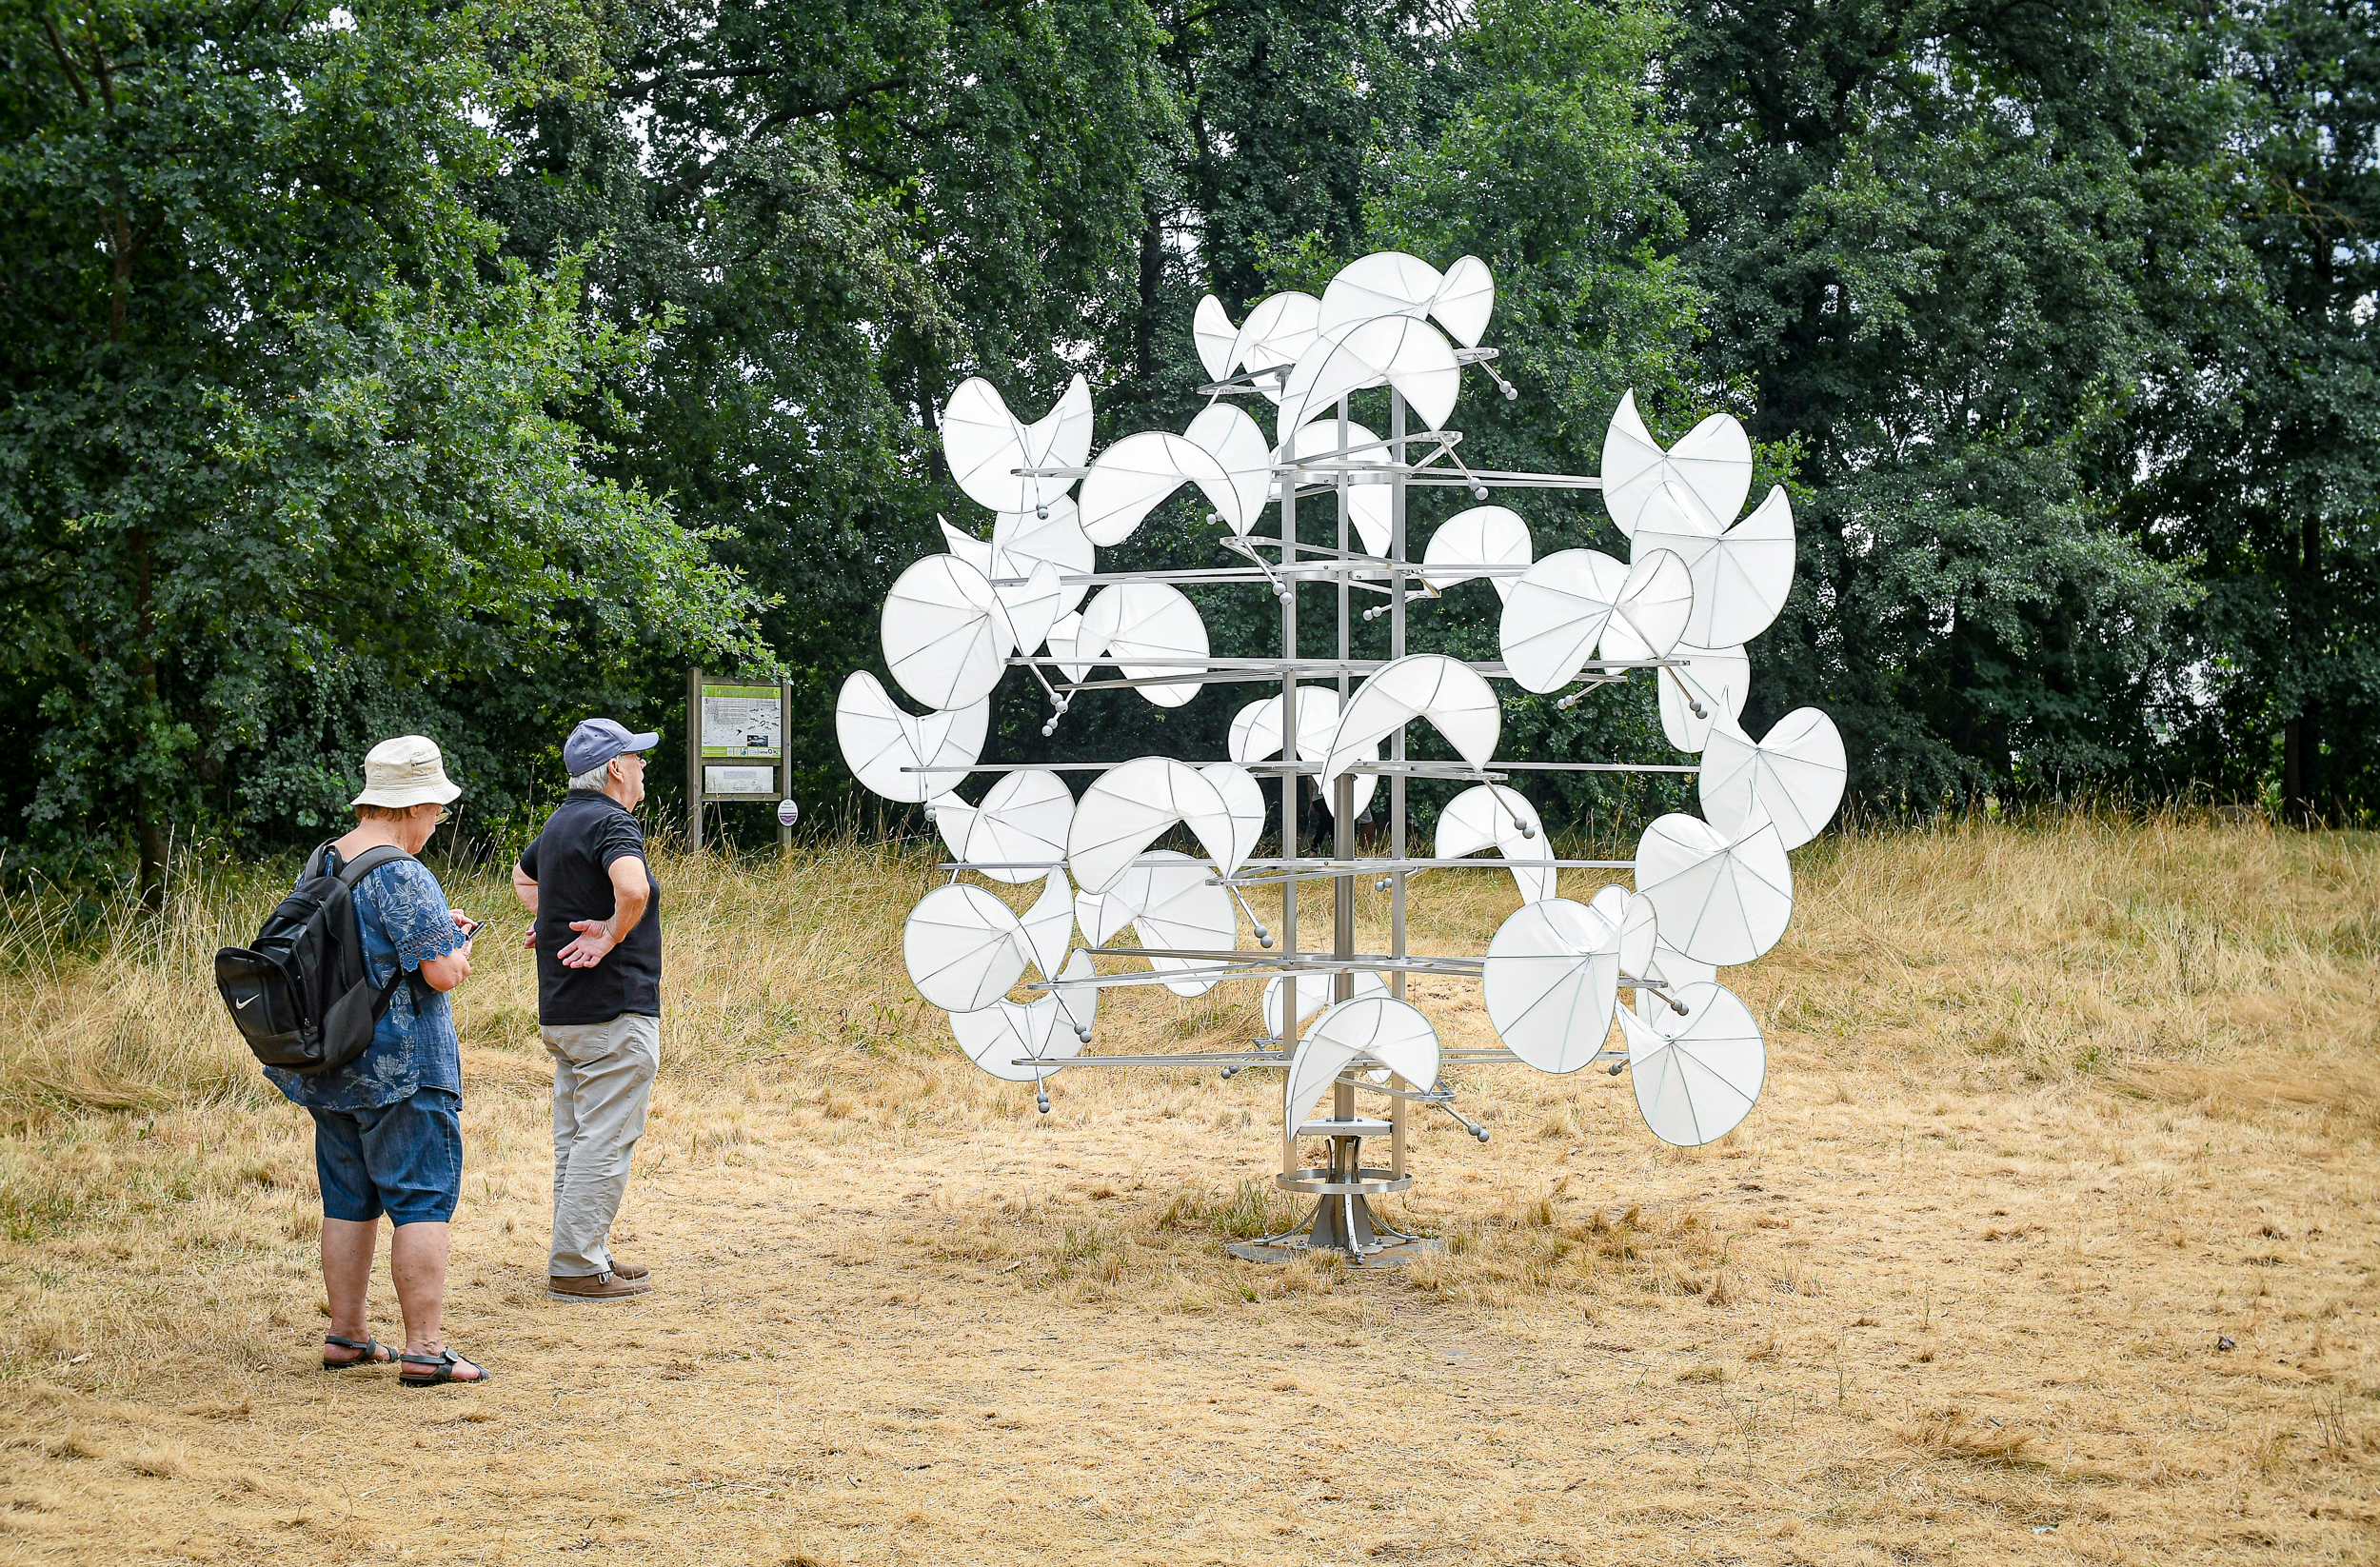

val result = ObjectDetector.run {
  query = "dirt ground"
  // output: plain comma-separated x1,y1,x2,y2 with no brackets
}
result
0,816,2375,1563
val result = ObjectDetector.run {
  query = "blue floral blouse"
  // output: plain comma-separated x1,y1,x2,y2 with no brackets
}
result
263,858,466,1112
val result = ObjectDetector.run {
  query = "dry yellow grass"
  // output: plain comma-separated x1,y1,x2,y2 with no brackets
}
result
0,813,2376,1563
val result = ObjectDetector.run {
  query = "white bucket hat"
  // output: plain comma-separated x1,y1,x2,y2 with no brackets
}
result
351,735,464,809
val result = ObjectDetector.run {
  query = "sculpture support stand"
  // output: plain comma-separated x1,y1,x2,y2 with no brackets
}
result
1224,1124,1435,1265
1231,451,1439,1267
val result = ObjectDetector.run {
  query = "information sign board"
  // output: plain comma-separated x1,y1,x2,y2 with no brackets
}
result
700,685,783,758
704,764,778,796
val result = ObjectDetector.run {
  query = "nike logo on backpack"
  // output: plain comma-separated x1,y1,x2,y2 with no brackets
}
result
235,995,258,1009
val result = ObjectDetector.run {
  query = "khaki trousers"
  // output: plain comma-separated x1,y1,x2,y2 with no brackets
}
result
542,1012,660,1278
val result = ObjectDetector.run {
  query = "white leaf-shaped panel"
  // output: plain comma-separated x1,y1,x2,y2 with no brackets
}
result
1183,403,1273,534
1601,390,1754,540
1700,486,1795,646
1044,610,1095,683
1229,292,1322,400
945,376,1084,515
1597,547,1694,663
1066,757,1237,894
1048,946,1100,1040
1699,708,1845,850
940,768,1073,883
1275,418,1392,555
1624,981,1766,1147
938,515,993,576
1635,485,1795,647
1628,479,1725,550
1499,549,1628,694
999,559,1063,657
1126,850,1236,999
1019,868,1074,982
835,671,989,803
902,883,1029,1013
992,497,1094,616
1074,883,1135,948
942,377,1028,514
1616,889,1659,982
1431,255,1496,347
1194,295,1238,383
930,790,976,862
949,994,1068,1083
1321,655,1499,786
1435,784,1554,904
1229,684,1339,764
1421,506,1533,600
1634,812,1794,966
1200,762,1268,879
1284,997,1441,1134
1482,887,1631,1073
1658,644,1750,753
1318,251,1442,334
1229,686,1378,818
1023,373,1094,480
882,553,1015,711
1279,315,1460,444
1079,430,1246,546
1077,582,1209,707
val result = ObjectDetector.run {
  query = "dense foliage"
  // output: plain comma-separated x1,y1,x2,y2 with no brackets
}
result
0,0,764,894
3,0,2375,884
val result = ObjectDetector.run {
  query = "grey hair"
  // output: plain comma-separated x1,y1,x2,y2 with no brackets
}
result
567,761,613,792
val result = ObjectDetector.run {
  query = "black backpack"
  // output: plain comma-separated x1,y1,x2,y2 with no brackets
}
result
214,843,417,1076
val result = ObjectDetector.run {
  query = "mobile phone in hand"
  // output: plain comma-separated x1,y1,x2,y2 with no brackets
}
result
455,916,484,939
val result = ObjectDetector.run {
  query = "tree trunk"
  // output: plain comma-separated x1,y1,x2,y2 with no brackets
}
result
2282,709,2321,825
2282,512,2323,825
1136,198,1163,397
136,786,168,912
132,525,166,908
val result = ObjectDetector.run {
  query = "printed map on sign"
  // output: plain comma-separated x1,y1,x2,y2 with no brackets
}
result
700,686,782,757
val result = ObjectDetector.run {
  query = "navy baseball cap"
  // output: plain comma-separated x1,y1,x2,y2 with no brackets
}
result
565,718,660,777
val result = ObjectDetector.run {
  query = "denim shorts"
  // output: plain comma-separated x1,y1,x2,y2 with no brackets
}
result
307,1086,464,1226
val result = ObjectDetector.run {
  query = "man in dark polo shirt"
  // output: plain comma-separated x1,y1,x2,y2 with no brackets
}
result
512,718,663,1301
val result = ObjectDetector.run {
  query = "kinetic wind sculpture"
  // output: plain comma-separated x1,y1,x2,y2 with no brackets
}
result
839,251,1848,1263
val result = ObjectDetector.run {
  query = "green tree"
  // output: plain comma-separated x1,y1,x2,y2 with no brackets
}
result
0,0,763,896
2128,0,2380,820
476,0,1180,813
1360,0,1722,829
1666,0,2235,803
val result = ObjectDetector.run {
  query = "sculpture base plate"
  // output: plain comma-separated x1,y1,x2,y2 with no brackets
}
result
1225,1186,1438,1266
1225,1232,1442,1267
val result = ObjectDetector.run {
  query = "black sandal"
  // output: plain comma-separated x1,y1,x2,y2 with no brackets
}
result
398,1348,490,1388
322,1334,395,1371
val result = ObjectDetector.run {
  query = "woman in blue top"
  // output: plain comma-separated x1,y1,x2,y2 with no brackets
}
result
265,736,487,1387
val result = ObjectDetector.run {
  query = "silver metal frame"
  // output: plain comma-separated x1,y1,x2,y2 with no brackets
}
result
906,363,1683,1266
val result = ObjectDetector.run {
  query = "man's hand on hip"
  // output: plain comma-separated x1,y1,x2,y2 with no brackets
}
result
556,920,619,968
